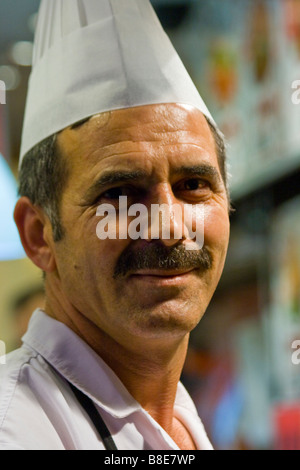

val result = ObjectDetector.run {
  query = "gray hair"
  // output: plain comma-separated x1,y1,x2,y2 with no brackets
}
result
18,134,67,242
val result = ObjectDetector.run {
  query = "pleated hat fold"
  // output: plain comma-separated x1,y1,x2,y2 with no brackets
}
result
20,0,213,164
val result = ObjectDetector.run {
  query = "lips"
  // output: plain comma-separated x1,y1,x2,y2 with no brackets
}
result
130,268,195,277
127,268,198,286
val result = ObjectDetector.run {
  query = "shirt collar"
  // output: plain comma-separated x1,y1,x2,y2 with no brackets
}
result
22,309,200,420
22,309,141,418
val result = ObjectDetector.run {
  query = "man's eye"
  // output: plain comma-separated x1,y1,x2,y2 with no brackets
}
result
98,186,139,205
102,187,127,200
173,178,211,202
182,178,209,191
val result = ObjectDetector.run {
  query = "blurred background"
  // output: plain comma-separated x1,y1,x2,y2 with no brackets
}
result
1,0,300,450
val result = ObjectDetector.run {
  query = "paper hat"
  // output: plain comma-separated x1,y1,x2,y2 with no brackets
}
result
19,0,213,164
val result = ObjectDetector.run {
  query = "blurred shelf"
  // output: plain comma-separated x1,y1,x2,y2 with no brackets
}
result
230,152,300,206
221,151,300,289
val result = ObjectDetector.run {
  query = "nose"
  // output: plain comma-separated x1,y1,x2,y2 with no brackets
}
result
143,183,186,247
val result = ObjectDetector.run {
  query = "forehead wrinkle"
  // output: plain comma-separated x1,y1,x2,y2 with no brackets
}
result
65,107,214,163
98,128,207,149
60,106,217,184
91,136,215,163
77,144,219,197
66,104,211,155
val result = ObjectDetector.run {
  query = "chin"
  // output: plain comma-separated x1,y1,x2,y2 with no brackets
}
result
125,299,205,340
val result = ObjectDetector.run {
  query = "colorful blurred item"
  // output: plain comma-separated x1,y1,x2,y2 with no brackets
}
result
183,349,244,449
273,403,300,450
248,0,272,82
286,237,300,319
269,197,300,403
208,38,239,104
0,154,25,260
285,0,300,57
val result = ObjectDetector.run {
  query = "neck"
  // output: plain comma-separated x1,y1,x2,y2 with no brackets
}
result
90,325,189,431
45,299,188,419
44,280,195,449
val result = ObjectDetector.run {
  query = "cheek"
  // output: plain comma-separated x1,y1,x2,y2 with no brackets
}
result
62,207,133,282
203,205,230,256
84,235,131,282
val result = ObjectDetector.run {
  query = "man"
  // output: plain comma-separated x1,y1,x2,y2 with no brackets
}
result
0,0,230,450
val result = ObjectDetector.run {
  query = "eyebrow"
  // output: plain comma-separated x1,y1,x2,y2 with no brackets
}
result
172,164,222,184
83,170,148,201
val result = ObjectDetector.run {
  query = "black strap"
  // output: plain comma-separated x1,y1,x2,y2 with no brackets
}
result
68,381,118,450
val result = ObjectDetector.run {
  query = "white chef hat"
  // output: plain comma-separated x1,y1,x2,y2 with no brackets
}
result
19,0,213,165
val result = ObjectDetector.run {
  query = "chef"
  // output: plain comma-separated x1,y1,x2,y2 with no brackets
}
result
0,0,230,450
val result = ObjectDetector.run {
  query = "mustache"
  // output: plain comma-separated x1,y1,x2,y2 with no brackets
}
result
113,242,213,279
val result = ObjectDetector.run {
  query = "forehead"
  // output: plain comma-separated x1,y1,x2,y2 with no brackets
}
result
57,103,218,177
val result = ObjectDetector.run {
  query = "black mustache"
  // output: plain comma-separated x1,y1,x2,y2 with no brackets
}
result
113,243,212,279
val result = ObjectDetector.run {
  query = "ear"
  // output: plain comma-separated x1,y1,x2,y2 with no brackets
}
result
14,197,56,272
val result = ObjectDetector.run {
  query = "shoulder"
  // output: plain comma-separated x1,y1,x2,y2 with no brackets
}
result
0,346,66,450
0,346,38,417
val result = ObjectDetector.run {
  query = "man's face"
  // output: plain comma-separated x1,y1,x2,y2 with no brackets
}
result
51,104,230,345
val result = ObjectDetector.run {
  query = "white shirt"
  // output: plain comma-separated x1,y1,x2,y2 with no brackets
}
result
0,310,213,450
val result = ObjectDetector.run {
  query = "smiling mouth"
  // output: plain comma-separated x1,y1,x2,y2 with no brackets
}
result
131,268,196,277
127,268,198,286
